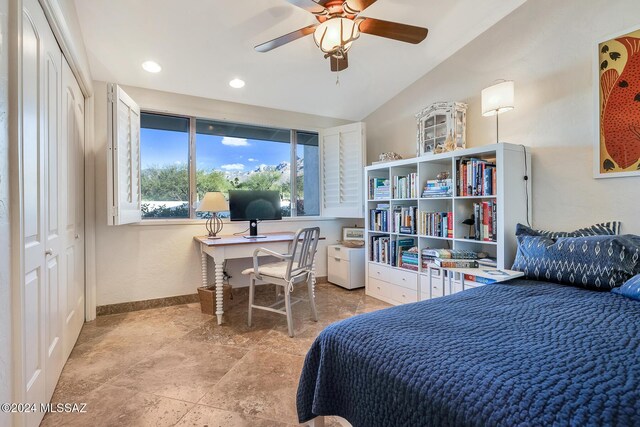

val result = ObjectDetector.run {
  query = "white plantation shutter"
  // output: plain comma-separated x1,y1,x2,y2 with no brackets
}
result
320,122,365,218
107,84,142,225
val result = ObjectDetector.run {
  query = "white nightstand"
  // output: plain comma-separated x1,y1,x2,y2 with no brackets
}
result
327,244,365,289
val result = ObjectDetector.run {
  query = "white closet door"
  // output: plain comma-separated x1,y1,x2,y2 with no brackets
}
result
62,59,85,359
21,0,65,423
320,122,366,218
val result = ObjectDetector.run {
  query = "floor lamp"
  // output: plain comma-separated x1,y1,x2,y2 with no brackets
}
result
481,80,514,143
196,192,229,239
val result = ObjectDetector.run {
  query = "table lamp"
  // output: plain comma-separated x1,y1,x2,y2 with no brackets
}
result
481,80,514,144
196,192,229,239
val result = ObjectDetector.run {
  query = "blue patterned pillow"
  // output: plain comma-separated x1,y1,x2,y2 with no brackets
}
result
612,275,640,300
515,222,621,239
512,234,640,290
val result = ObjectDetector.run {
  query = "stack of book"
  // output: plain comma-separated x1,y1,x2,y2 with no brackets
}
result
472,201,497,242
370,235,391,264
399,247,419,271
477,257,497,268
393,173,418,199
392,206,418,234
457,158,497,197
421,248,478,268
422,179,453,198
419,211,453,238
369,204,389,232
369,178,390,199
390,238,415,267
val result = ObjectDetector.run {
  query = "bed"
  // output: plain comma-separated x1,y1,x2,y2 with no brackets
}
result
297,280,640,426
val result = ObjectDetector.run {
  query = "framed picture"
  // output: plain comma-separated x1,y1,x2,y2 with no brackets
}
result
342,227,364,241
594,26,640,178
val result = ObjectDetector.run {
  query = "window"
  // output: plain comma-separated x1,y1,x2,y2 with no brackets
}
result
140,113,190,219
139,112,320,219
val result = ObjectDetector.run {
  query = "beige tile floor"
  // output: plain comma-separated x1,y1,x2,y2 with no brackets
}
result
41,283,391,427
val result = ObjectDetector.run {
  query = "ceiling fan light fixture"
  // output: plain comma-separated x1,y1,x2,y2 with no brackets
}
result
313,17,360,55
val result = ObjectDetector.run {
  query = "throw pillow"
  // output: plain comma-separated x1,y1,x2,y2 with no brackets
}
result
612,274,640,301
512,234,640,290
515,222,621,239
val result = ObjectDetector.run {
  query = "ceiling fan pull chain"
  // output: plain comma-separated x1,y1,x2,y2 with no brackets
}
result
336,67,340,86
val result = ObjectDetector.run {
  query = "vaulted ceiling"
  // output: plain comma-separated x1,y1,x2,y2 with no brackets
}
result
74,0,526,121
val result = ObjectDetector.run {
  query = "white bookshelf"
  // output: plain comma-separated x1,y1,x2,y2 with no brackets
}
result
365,143,532,306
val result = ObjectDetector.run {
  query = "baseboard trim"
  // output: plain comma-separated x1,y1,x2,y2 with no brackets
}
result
96,276,328,316
96,293,199,316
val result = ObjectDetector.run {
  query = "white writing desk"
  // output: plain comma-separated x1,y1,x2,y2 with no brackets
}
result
194,233,323,325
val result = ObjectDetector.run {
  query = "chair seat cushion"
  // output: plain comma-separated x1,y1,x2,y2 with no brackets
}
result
242,261,303,279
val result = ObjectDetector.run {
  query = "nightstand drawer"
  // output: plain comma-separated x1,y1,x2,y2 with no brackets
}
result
327,256,350,287
328,244,352,261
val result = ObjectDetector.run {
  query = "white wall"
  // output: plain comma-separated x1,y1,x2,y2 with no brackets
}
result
0,0,12,422
364,0,640,235
92,81,355,306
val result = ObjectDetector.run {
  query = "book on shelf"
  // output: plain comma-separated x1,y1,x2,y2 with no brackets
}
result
457,158,497,197
399,246,419,270
370,235,391,264
395,239,415,267
471,201,497,242
434,259,479,268
422,179,453,198
419,211,453,238
369,177,390,199
477,257,498,268
422,249,478,259
369,209,389,232
460,269,524,284
393,173,418,199
392,206,418,234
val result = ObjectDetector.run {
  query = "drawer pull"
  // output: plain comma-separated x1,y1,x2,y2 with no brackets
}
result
335,247,341,251
335,257,341,261
377,286,381,290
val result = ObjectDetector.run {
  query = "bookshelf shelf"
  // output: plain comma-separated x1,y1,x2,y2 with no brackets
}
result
419,235,454,241
419,197,453,201
454,238,497,246
454,196,497,200
364,143,532,306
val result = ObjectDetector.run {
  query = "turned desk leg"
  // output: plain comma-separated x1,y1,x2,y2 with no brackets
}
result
215,260,224,325
201,252,208,289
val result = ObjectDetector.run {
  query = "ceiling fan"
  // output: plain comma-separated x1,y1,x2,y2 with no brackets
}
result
255,0,429,72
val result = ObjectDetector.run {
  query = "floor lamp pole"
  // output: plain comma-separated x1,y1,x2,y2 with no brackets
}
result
496,112,499,144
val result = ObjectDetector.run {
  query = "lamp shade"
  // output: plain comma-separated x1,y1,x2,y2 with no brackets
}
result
481,80,514,117
196,192,229,213
313,18,360,55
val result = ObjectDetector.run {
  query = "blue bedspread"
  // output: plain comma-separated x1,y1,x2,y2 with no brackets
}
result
297,280,640,426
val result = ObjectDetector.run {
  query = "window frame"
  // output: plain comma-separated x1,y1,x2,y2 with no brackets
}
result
139,110,320,220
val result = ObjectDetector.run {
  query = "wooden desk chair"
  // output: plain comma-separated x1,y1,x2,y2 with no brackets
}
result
243,227,320,337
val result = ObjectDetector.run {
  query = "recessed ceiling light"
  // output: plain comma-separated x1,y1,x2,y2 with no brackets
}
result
229,78,245,89
142,61,162,73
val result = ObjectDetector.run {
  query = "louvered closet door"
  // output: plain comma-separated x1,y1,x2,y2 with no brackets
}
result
320,123,365,218
62,59,85,359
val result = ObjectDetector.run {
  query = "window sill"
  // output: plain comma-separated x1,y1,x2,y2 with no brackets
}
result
129,216,341,227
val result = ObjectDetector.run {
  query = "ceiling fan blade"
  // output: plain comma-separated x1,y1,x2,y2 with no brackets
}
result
344,0,377,13
255,24,317,52
358,18,428,44
285,0,327,14
330,54,349,72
